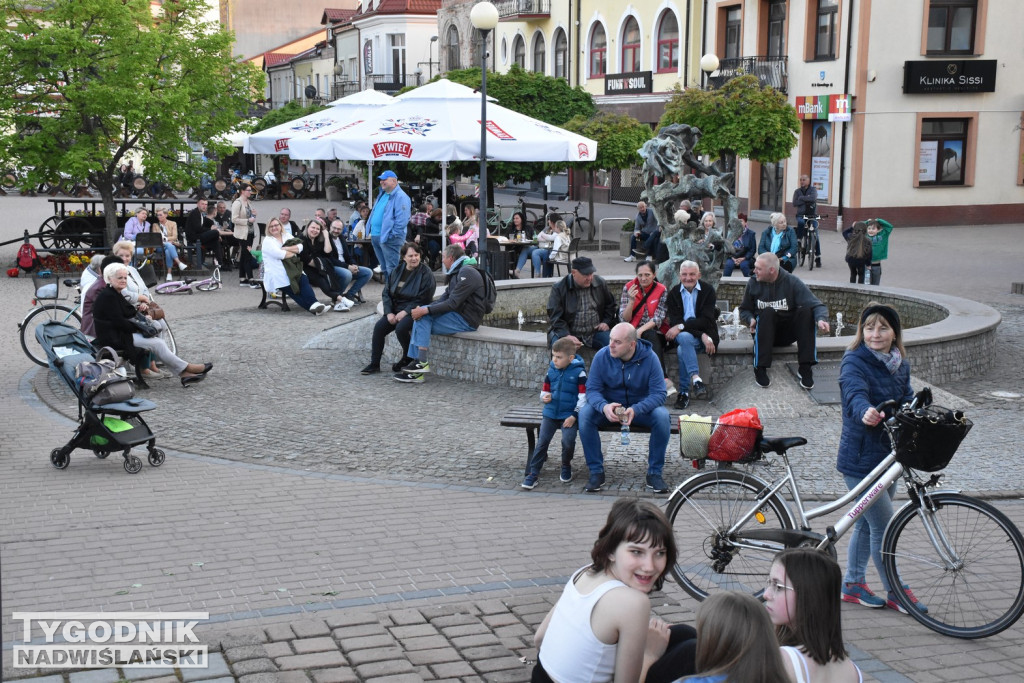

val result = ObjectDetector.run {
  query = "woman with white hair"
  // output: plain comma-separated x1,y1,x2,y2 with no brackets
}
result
757,212,798,273
92,262,211,387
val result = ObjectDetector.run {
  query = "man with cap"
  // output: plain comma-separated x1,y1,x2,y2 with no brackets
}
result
368,170,412,275
546,256,618,350
739,252,830,389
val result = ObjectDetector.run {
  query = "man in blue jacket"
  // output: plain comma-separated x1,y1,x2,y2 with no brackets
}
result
368,170,412,275
578,323,670,494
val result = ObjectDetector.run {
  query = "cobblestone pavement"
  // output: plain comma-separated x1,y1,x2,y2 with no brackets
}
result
2,194,1024,682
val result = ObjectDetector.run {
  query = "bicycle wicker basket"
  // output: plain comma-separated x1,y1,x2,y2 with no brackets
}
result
678,417,762,463
893,405,972,472
32,271,73,300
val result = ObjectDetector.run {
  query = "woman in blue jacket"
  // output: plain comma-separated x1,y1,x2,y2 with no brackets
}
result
757,212,797,273
836,303,920,614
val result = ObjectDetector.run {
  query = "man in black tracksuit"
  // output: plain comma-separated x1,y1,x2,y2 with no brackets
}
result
739,253,830,390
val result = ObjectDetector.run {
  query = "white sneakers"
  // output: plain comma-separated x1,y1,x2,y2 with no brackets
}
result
333,301,351,312
341,296,355,308
166,273,173,281
623,255,636,262
311,303,329,316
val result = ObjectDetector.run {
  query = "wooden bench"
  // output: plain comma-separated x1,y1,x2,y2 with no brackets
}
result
500,405,682,471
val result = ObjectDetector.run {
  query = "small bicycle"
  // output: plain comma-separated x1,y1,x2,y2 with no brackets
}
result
668,388,1024,639
797,213,824,270
153,266,221,295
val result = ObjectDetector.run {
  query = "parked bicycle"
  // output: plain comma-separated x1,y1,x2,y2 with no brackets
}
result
667,388,1024,639
556,201,595,241
797,213,824,270
19,274,83,366
154,266,221,295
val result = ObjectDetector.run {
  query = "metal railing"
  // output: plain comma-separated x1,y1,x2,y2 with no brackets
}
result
494,0,551,19
707,56,788,93
331,80,360,100
366,74,407,93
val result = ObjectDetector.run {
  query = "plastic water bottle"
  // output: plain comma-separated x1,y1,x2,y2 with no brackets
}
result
620,423,631,446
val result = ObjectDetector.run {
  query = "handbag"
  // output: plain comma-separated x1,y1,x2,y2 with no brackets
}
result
894,404,972,472
129,312,159,338
145,301,165,321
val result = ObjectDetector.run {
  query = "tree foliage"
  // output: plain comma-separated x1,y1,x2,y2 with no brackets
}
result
393,65,597,187
658,75,799,164
0,0,264,242
562,112,651,171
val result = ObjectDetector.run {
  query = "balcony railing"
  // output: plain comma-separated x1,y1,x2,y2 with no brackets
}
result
366,74,407,93
331,80,360,100
707,56,788,93
495,0,551,19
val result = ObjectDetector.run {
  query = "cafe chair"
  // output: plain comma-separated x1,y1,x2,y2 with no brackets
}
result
551,237,580,277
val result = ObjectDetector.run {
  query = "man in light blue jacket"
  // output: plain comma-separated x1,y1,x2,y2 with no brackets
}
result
368,170,412,275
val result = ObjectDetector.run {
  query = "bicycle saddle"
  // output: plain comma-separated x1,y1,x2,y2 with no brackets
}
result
760,436,807,454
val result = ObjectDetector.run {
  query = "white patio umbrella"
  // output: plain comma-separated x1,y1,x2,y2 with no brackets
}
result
287,79,597,229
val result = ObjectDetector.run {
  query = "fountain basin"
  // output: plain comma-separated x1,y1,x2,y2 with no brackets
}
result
381,276,999,390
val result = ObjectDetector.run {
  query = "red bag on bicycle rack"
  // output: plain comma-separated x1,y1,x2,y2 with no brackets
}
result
707,407,763,462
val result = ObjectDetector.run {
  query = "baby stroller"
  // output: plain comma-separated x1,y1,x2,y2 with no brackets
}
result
35,320,165,474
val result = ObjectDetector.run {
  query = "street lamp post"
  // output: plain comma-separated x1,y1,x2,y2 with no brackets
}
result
699,53,719,89
429,35,438,80
470,1,499,273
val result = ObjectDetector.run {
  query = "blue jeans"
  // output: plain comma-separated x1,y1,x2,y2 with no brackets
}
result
526,416,578,475
279,273,320,310
578,402,669,476
842,474,896,593
675,332,705,390
409,311,476,357
371,234,404,275
515,245,536,274
332,265,373,297
531,248,551,277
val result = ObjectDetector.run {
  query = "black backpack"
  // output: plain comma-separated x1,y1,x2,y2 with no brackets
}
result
470,265,497,314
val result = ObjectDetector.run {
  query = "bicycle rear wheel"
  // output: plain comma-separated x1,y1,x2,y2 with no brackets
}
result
576,217,595,241
667,469,794,600
156,319,177,356
807,232,818,271
882,492,1024,638
20,305,82,366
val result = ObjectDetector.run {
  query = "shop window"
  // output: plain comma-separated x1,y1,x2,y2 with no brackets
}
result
814,0,839,60
532,32,546,74
622,17,641,72
553,29,567,80
927,0,977,54
513,34,526,68
657,11,679,72
918,118,968,185
589,24,606,77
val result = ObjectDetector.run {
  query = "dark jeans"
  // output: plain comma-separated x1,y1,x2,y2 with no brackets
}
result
722,258,752,277
847,257,870,284
526,416,578,476
370,314,414,365
193,229,223,267
239,248,257,280
752,306,817,368
640,328,668,379
278,274,319,310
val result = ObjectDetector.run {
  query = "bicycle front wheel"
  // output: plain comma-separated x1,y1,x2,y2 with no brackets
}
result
20,305,82,366
807,232,818,271
883,492,1024,638
157,318,177,356
667,469,794,600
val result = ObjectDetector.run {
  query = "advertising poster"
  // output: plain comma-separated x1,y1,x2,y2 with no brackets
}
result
919,140,938,182
810,122,831,201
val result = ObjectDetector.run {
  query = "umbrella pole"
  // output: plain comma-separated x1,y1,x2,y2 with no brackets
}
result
441,161,448,250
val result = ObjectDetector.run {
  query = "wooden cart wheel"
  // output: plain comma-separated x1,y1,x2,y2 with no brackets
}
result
291,177,305,192
1,170,17,189
132,176,148,191
36,216,61,249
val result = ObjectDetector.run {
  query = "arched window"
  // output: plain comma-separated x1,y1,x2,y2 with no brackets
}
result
622,17,641,72
512,34,526,68
657,11,679,72
553,29,568,79
532,32,546,74
589,24,606,77
445,25,460,71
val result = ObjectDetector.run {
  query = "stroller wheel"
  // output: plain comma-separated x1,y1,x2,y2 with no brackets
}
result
94,449,110,459
124,454,143,474
50,448,69,470
148,448,166,467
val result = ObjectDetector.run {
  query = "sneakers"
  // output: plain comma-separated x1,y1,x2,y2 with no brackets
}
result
249,281,261,289
623,255,636,262
311,302,328,316
674,393,690,410
646,473,669,494
692,380,710,400
166,273,173,281
665,380,677,398
521,471,539,489
177,262,187,272
559,463,573,483
584,472,605,492
798,365,814,390
886,585,928,614
333,300,351,312
393,371,425,383
360,364,380,375
841,582,886,608
239,280,251,287
754,367,771,388
340,296,355,308
392,357,412,372
373,266,382,274
401,360,430,374
815,258,822,267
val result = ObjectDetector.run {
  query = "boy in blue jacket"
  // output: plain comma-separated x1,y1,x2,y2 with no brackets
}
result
522,337,587,489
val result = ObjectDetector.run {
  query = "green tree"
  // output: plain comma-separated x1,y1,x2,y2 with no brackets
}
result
393,65,597,203
658,75,799,166
563,112,652,224
0,0,264,243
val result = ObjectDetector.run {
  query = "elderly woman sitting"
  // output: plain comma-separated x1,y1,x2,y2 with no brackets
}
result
757,211,798,273
92,262,211,387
